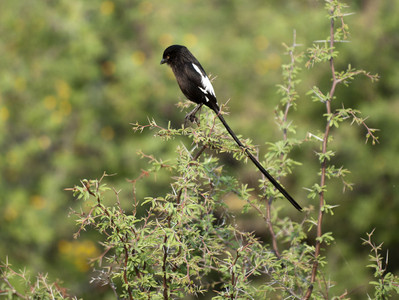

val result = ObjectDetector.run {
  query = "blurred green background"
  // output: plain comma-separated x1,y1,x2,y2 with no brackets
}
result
1,0,398,298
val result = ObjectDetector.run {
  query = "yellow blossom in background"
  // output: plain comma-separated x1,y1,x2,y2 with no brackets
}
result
254,59,269,75
30,195,46,210
58,240,100,272
100,1,114,16
38,135,51,150
159,33,174,48
4,205,18,222
254,35,269,51
254,53,281,75
58,240,72,255
55,80,70,100
0,106,9,121
43,95,57,110
139,1,153,15
267,53,281,70
183,33,198,48
14,77,26,91
60,99,72,116
6,150,17,167
131,50,146,66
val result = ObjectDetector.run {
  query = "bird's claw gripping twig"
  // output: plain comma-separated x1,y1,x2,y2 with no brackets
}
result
184,113,199,125
184,104,203,126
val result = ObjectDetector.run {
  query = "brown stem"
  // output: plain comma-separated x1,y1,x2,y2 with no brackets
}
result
176,144,207,204
230,251,240,300
162,234,169,300
265,31,298,258
282,30,297,141
304,10,336,300
85,181,134,300
165,145,207,295
2,276,27,299
266,201,281,258
162,144,207,299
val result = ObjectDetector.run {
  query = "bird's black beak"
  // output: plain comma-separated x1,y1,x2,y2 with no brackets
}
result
160,58,167,65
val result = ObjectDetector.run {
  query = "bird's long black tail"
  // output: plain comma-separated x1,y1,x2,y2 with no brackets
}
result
215,111,302,211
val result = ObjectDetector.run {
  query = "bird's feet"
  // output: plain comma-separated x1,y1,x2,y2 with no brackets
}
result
184,111,199,125
184,104,203,126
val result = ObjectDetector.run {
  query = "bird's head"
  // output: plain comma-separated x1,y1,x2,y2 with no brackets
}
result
160,45,186,65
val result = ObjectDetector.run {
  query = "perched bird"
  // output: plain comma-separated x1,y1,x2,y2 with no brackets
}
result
161,45,302,211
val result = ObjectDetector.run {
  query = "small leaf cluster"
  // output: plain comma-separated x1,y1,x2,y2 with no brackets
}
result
0,259,76,300
362,230,399,299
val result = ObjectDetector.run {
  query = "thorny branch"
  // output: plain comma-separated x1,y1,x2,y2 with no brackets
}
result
304,7,336,299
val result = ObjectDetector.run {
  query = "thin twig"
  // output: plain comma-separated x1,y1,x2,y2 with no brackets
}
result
305,8,336,300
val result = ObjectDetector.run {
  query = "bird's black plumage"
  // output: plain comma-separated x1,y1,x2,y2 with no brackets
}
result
161,45,302,211
161,45,219,112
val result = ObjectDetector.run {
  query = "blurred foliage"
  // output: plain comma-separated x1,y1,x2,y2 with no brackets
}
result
0,0,398,299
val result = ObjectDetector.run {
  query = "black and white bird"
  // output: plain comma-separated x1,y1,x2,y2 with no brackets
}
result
161,45,302,211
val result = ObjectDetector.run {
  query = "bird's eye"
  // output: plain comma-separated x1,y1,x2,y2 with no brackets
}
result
166,55,170,60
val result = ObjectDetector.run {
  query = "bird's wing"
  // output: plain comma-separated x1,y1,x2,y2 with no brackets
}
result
191,63,216,99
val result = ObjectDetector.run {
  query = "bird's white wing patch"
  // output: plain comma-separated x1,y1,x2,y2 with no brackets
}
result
192,63,216,101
